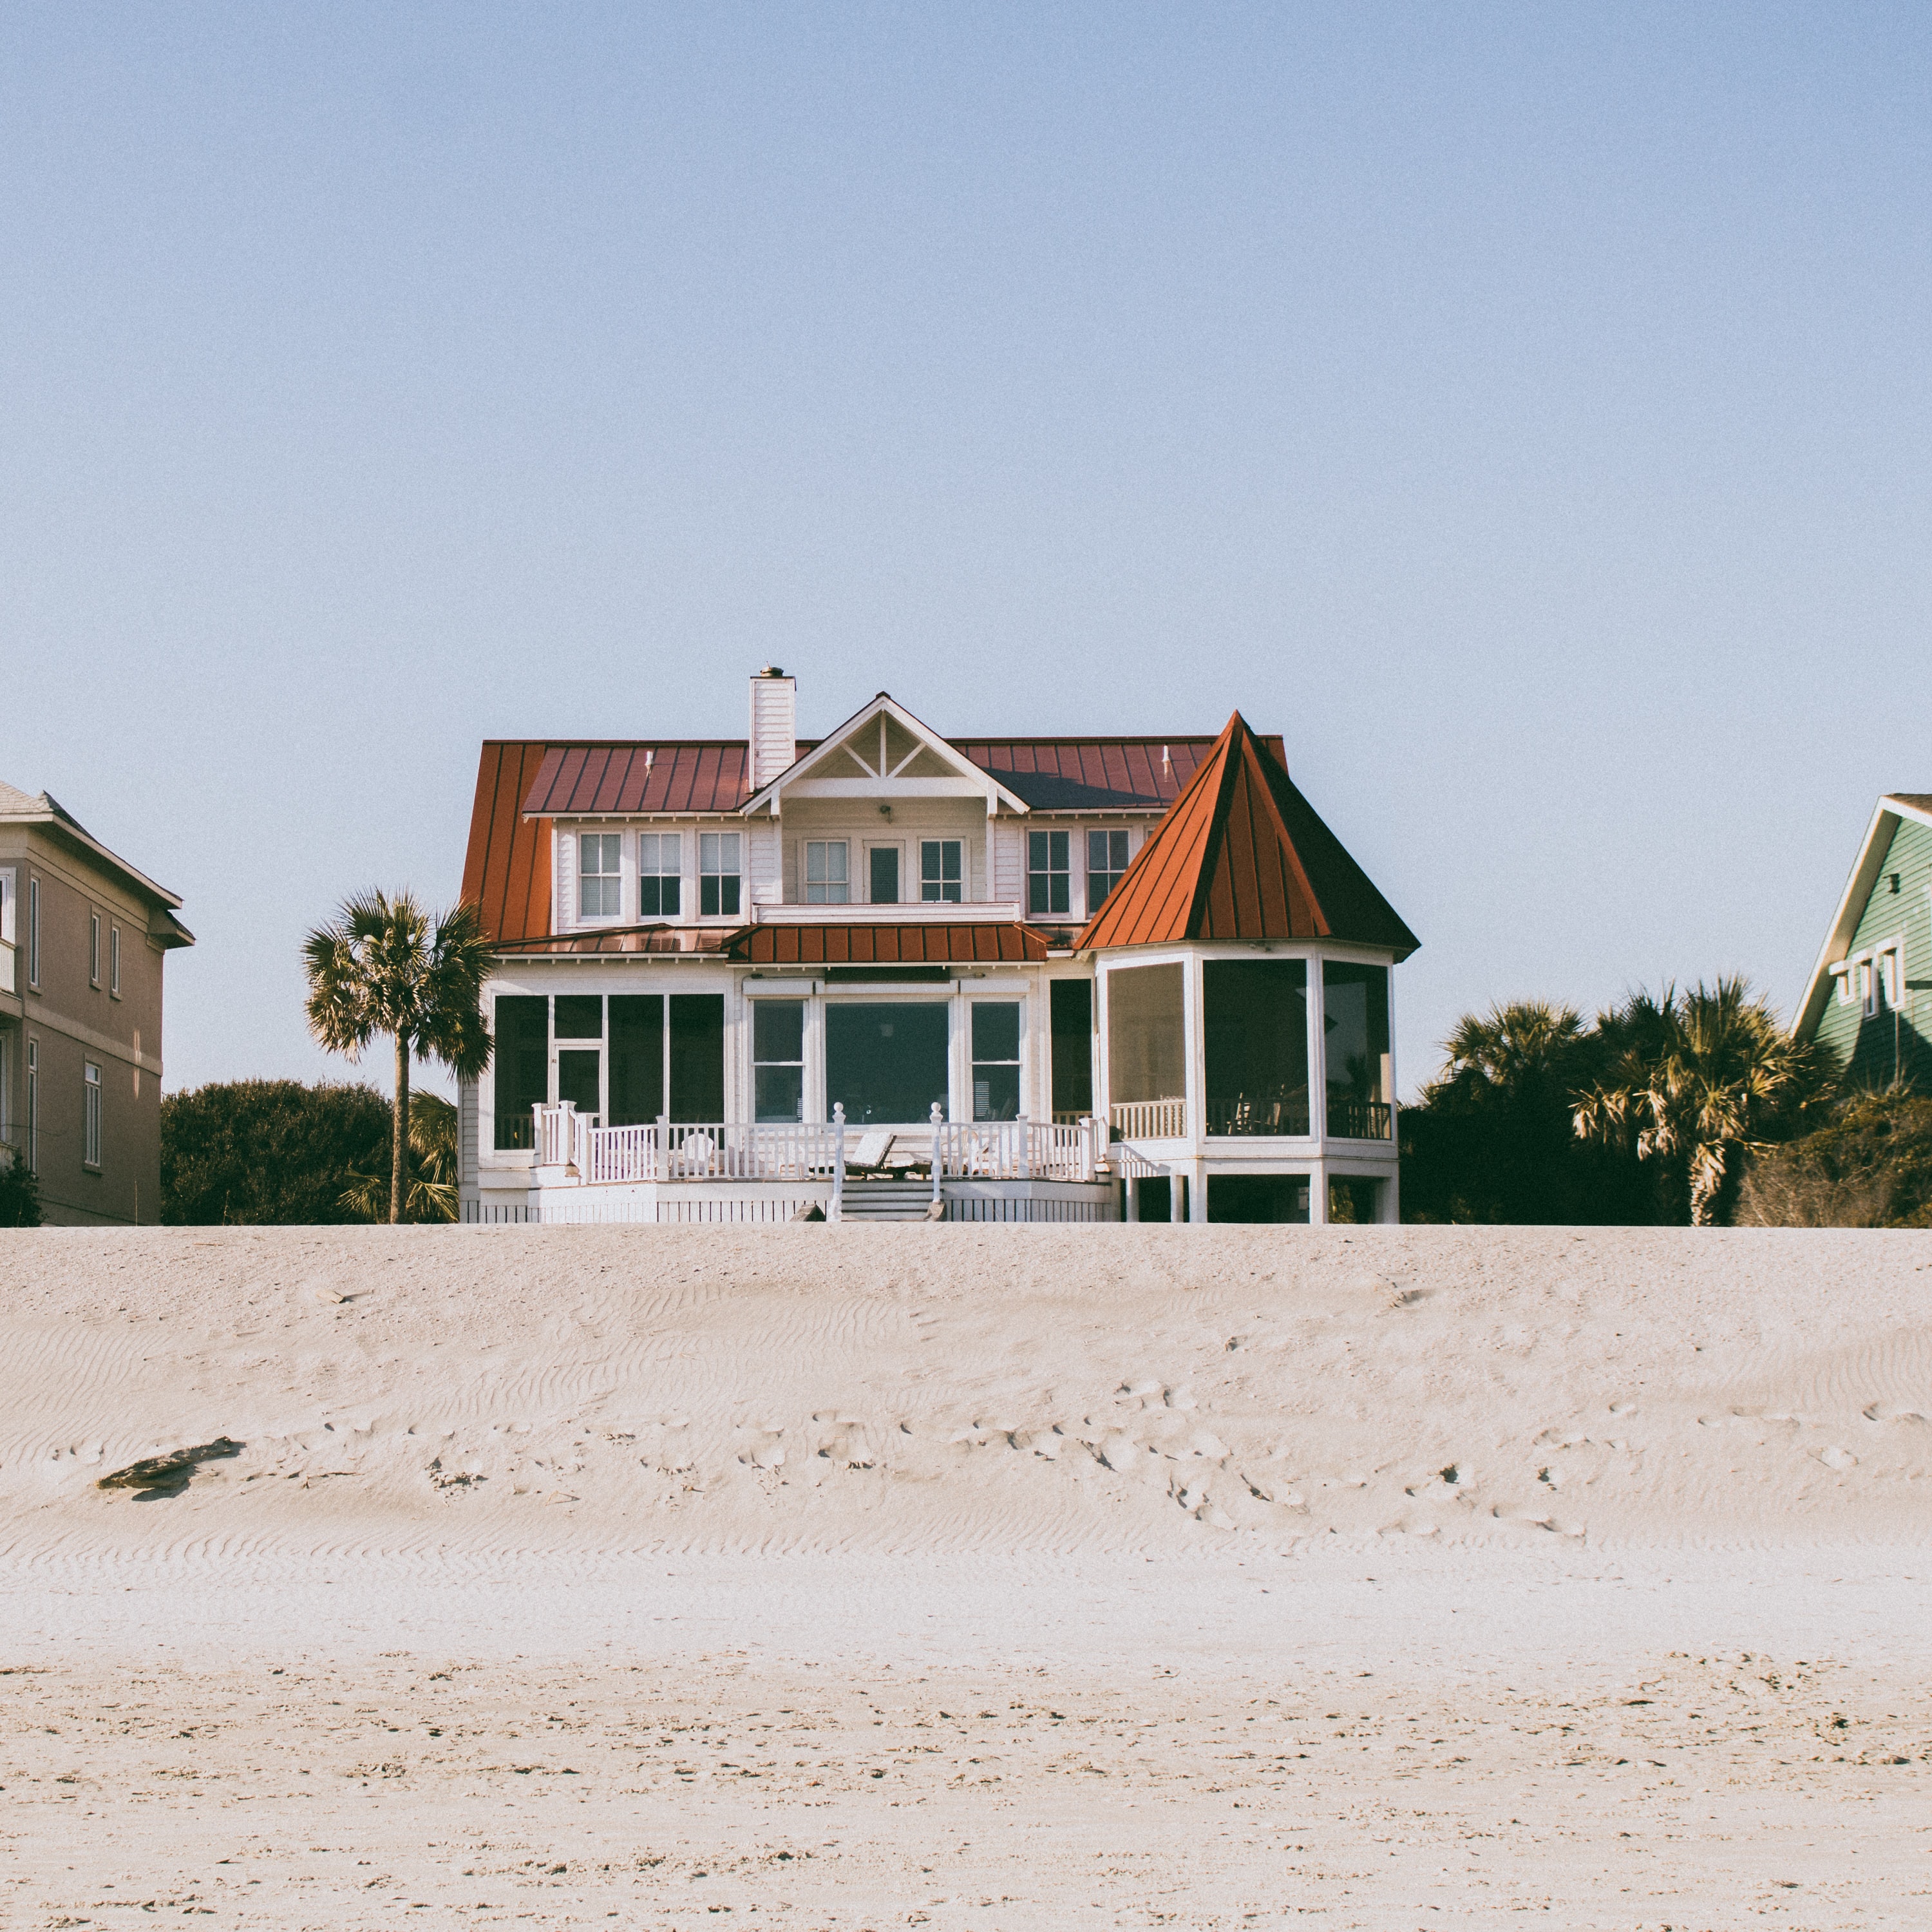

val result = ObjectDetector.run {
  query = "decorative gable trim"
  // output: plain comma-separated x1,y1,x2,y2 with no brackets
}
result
1795,792,1932,1042
739,692,1030,817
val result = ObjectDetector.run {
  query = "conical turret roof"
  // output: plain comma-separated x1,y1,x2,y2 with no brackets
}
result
1072,712,1417,957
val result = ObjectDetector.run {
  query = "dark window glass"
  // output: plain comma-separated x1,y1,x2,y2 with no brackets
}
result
1323,962,1392,1139
1105,962,1186,1106
558,1049,600,1119
554,994,603,1039
493,995,549,1150
1027,830,1070,916
699,833,741,917
639,833,682,918
608,994,663,1126
1204,960,1309,1136
1328,1177,1383,1223
826,1003,949,1124
668,994,725,1122
752,999,806,1122
1207,1175,1312,1223
1086,829,1129,909
869,846,900,904
971,1001,1021,1121
1049,979,1094,1119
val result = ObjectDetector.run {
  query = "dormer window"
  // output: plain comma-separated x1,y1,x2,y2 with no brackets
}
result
805,840,849,904
639,833,682,918
1028,831,1070,917
579,834,623,918
700,833,742,917
1087,830,1129,909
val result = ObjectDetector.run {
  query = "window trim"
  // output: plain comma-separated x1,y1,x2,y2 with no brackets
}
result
864,840,904,905
920,839,963,904
638,831,684,920
90,911,102,987
969,996,1025,1122
1027,830,1071,918
25,1037,37,1172
109,925,121,998
83,1060,102,1169
27,877,41,989
577,831,625,922
699,831,743,919
804,839,850,905
1085,828,1130,914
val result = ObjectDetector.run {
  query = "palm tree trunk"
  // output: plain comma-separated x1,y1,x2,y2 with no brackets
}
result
392,1032,410,1226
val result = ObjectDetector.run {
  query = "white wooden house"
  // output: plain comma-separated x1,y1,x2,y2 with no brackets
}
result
457,672,1417,1224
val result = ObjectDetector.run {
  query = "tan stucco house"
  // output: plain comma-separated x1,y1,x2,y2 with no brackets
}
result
0,781,193,1224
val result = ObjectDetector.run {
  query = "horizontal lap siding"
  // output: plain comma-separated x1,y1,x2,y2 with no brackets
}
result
1815,816,1932,1090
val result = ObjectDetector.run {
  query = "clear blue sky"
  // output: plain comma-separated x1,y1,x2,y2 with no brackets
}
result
5,5,1927,1099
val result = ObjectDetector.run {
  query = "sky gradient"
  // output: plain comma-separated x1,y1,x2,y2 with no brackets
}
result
5,4,1927,1099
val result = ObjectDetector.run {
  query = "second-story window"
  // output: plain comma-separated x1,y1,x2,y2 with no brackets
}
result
805,840,849,904
921,840,962,903
109,926,120,997
1087,829,1129,910
28,878,41,988
83,1061,102,1168
700,833,742,916
578,833,623,918
639,833,682,917
90,913,102,986
1028,831,1070,917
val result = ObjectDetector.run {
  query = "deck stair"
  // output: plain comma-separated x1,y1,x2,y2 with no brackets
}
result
838,1180,938,1223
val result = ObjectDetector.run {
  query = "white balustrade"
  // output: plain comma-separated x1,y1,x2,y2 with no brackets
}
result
1109,1097,1187,1141
935,1117,1101,1182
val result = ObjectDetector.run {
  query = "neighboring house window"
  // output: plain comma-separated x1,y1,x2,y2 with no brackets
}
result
28,878,41,987
920,840,962,904
578,833,623,918
0,1034,8,1146
1027,831,1070,917
1834,965,1854,1005
639,833,682,917
1086,829,1129,911
109,926,121,997
752,999,805,1122
26,1038,39,1171
700,833,742,917
805,840,849,904
83,1062,102,1168
1860,958,1877,1018
971,1002,1022,1121
90,913,101,987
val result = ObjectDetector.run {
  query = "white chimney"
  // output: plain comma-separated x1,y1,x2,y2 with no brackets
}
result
748,667,797,791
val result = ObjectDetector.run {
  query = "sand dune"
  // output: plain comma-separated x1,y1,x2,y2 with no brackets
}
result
3,1225,1929,1927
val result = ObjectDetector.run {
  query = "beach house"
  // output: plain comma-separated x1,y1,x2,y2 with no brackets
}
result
1794,792,1932,1091
457,673,1417,1224
0,781,194,1224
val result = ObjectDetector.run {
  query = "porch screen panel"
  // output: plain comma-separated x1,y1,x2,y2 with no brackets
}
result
668,994,726,1122
558,1050,600,1119
1049,979,1094,1120
493,995,548,1150
1322,962,1392,1139
752,1000,805,1122
608,995,663,1126
826,1003,949,1124
1204,961,1309,1135
1105,963,1186,1105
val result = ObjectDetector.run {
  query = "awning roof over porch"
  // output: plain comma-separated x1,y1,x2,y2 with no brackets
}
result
726,922,1054,965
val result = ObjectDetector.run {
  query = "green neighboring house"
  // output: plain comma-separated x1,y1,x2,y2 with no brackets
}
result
1795,793,1932,1091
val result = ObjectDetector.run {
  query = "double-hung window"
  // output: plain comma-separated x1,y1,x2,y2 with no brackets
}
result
578,834,623,918
920,840,962,903
971,1003,1022,1121
1086,829,1129,910
639,833,682,917
83,1062,102,1168
700,833,742,916
1027,831,1070,917
805,840,849,904
752,1000,805,1121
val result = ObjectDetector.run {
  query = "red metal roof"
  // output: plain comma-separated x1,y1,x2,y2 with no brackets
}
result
488,926,731,956
727,923,1052,965
461,743,554,943
522,741,761,816
1073,713,1417,958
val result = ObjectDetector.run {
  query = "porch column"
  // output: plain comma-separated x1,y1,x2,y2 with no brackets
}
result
1307,1160,1329,1226
1180,952,1204,1148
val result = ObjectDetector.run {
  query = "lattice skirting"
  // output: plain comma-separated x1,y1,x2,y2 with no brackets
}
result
942,1197,1115,1222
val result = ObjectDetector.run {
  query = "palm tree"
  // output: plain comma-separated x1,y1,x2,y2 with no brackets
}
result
1433,1000,1588,1100
303,893,493,1224
1573,977,1830,1226
339,1092,461,1224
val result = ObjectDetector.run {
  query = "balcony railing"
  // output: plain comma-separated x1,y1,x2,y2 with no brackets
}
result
936,1117,1104,1183
533,1104,844,1184
0,937,14,996
1110,1097,1187,1140
1204,1094,1312,1138
1327,1097,1394,1141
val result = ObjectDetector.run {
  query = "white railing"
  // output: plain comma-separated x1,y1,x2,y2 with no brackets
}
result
0,938,14,996
1110,1097,1187,1140
936,1115,1104,1182
535,1104,844,1186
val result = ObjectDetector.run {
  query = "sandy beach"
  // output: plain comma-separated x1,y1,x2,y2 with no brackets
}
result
3,1224,1929,1927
